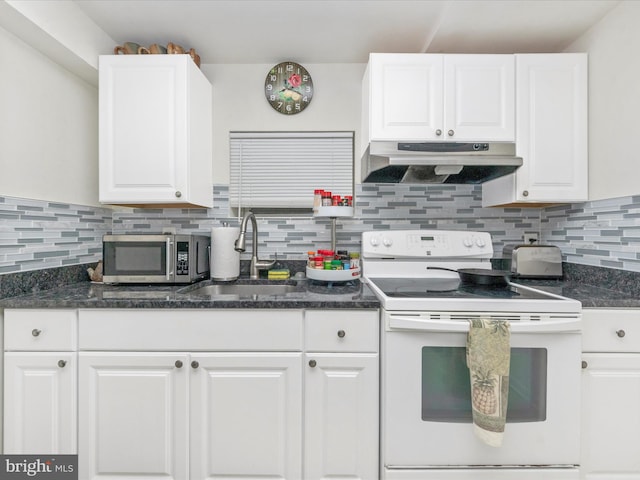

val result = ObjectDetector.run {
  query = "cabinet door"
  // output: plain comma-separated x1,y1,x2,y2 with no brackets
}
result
581,353,640,479
304,353,379,480
369,53,443,141
79,352,189,480
515,53,587,203
99,55,212,208
4,352,76,454
444,55,515,141
190,353,303,480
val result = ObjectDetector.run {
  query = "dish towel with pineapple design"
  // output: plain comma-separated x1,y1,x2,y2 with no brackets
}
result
466,318,511,447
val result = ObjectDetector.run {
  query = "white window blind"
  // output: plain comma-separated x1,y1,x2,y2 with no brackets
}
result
230,131,353,209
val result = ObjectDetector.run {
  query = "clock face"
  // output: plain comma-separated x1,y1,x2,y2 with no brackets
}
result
265,62,313,115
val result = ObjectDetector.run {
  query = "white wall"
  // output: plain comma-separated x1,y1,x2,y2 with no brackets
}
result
201,63,366,184
0,26,100,206
565,0,640,201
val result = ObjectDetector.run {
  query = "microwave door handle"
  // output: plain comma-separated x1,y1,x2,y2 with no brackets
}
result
166,238,174,281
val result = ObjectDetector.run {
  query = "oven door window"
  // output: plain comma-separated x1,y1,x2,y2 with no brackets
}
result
421,346,547,423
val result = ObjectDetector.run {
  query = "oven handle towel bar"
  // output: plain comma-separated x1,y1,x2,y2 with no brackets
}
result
388,315,581,334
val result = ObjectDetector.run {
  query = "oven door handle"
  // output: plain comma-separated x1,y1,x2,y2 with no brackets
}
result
388,315,581,333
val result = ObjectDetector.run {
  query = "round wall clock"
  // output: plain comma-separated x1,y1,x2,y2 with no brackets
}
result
264,61,313,115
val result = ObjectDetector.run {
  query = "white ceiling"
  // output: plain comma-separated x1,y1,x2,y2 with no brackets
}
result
74,0,621,64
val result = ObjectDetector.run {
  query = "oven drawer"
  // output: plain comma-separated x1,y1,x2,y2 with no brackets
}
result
582,309,640,353
305,310,379,353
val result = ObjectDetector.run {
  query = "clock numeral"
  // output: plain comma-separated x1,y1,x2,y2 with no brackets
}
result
295,103,301,111
270,75,277,81
286,104,293,112
305,86,311,93
270,94,276,101
266,84,273,91
277,101,284,109
277,67,283,73
286,64,294,71
303,96,309,102
303,75,309,81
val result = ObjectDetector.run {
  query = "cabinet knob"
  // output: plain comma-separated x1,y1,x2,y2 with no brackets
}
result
31,329,41,337
175,191,182,198
582,360,588,369
616,329,626,338
337,330,346,338
191,360,199,369
435,129,442,136
308,359,317,368
447,129,455,137
522,190,529,197
57,360,67,368
175,360,183,368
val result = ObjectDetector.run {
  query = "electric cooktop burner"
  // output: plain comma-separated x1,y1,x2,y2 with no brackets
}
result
368,278,562,301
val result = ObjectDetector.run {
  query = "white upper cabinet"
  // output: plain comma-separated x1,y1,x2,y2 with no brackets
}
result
483,53,588,207
99,55,213,208
364,53,515,144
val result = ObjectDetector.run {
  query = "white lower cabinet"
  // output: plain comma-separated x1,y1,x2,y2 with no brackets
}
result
3,309,78,454
2,308,378,477
304,353,378,480
4,352,77,454
304,310,380,480
79,352,190,479
581,309,640,479
190,353,302,480
72,308,379,480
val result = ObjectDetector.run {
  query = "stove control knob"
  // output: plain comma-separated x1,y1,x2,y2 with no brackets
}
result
463,237,474,248
475,237,486,248
383,237,393,247
370,237,380,246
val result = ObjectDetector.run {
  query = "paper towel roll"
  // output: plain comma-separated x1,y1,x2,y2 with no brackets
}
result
211,226,240,280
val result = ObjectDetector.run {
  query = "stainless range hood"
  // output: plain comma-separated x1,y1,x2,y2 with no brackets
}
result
362,141,522,184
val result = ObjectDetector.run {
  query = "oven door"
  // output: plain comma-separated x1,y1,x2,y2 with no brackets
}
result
382,311,581,468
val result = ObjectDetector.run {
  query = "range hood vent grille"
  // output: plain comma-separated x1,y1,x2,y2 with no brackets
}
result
362,141,522,184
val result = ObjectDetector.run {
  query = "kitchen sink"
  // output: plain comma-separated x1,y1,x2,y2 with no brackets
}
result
185,283,299,297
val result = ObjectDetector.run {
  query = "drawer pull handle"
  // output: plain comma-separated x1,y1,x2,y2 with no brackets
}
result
337,330,346,338
191,361,199,369
616,329,626,338
308,359,317,368
582,360,588,369
175,360,183,369
32,329,42,337
57,360,67,368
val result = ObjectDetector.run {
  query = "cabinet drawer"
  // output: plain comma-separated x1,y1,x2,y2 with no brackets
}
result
582,309,640,353
305,310,379,353
4,309,77,351
79,309,303,351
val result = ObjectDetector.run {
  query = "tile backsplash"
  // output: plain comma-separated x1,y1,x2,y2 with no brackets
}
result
112,184,541,262
0,195,111,274
2,187,640,274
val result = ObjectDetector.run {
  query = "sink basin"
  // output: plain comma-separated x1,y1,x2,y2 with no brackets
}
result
186,283,298,297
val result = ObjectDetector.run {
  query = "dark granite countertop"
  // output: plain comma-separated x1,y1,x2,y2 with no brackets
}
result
0,277,380,310
1,262,638,310
514,279,640,308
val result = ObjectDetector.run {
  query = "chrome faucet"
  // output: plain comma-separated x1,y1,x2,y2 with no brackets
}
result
234,211,276,279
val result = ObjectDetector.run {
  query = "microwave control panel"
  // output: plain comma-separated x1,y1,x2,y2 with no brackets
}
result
176,241,189,276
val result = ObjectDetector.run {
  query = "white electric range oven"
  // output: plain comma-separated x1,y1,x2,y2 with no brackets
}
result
361,230,582,480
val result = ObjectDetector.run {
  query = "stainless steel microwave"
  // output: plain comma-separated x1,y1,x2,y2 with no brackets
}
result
102,234,210,284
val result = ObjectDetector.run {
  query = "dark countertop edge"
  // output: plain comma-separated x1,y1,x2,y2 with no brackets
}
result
0,300,381,309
